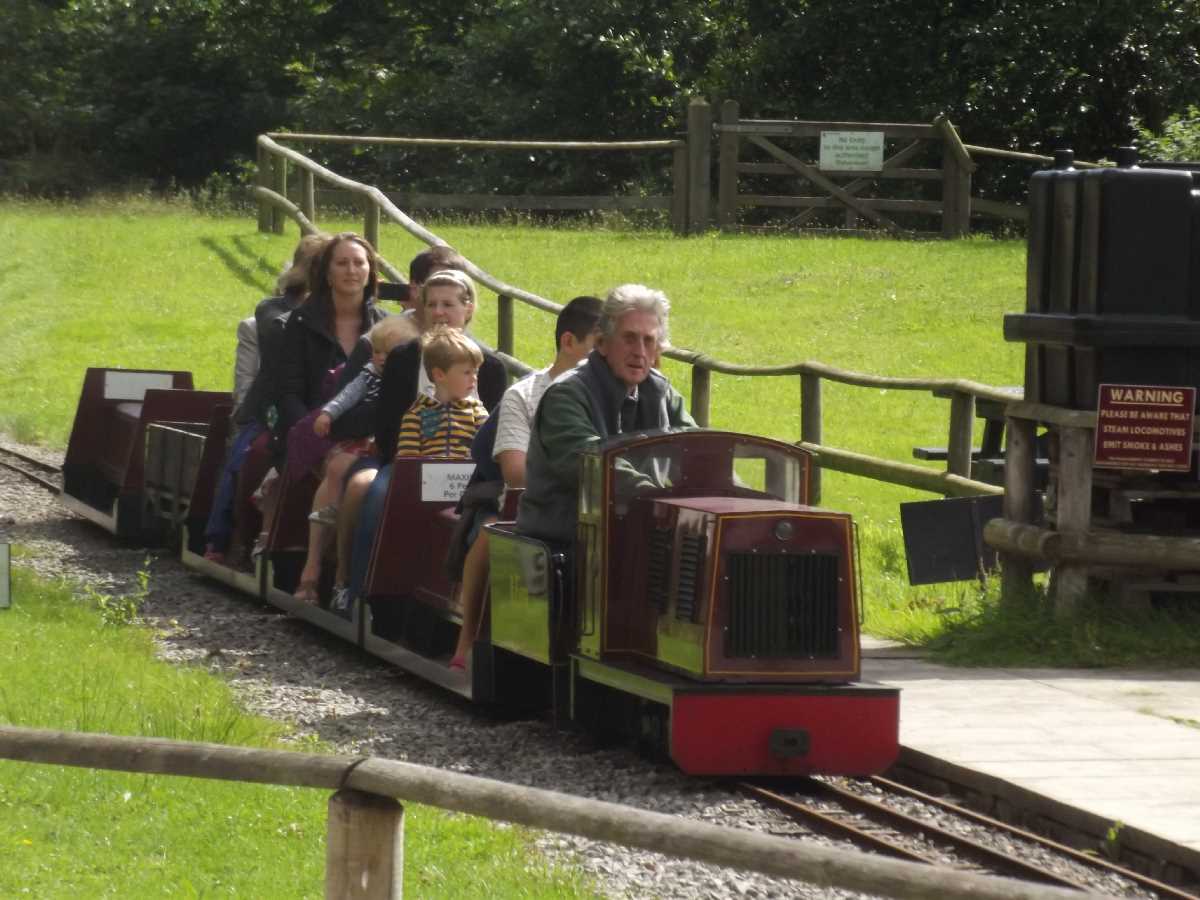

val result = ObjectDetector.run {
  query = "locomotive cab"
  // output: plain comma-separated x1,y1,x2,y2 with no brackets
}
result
575,430,861,683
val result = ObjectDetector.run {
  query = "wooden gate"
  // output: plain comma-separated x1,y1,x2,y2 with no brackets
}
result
715,101,975,237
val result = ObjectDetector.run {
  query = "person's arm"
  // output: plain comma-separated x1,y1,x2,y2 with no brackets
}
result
233,317,259,410
322,369,370,422
497,450,527,488
492,378,535,488
375,342,416,460
276,314,310,435
667,385,699,430
534,386,603,488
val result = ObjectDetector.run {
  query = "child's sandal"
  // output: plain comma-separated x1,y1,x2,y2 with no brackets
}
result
293,580,320,605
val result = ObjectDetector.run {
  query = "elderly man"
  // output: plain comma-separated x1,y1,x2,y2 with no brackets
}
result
517,283,696,545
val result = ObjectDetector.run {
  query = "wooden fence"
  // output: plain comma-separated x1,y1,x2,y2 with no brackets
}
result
0,726,1097,900
715,104,974,237
714,102,1108,236
262,130,691,235
258,98,1111,240
252,131,1009,505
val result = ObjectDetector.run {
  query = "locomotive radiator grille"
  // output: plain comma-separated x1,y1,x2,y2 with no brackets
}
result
675,533,706,622
726,552,840,658
647,526,673,614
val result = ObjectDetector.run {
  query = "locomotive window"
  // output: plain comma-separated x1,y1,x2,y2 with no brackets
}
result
733,457,767,493
579,453,604,520
611,446,681,514
731,442,803,503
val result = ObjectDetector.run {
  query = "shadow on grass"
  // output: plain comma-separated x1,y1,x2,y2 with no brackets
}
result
231,235,288,280
199,236,275,294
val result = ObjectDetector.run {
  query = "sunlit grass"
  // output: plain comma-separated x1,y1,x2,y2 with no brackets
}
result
0,564,596,897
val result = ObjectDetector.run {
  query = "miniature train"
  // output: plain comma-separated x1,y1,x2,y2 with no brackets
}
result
60,366,900,776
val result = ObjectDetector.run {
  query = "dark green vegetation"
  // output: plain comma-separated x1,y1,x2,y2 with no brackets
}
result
3,199,1198,665
0,563,595,897
6,0,1200,200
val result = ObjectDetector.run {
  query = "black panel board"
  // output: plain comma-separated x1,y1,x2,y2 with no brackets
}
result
899,495,1004,585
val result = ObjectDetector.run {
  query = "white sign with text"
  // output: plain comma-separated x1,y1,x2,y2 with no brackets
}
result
421,463,476,503
819,131,885,171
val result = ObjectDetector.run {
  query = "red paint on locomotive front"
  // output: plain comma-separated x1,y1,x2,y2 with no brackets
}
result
670,687,900,775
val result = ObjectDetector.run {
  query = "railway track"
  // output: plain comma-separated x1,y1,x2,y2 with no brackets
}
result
742,777,1198,899
0,443,62,493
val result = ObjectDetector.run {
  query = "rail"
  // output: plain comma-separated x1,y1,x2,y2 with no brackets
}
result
0,726,1096,900
255,133,1006,504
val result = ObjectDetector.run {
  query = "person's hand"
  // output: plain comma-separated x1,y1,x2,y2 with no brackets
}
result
313,412,332,437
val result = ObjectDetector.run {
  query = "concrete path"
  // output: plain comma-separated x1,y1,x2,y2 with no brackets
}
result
862,642,1200,857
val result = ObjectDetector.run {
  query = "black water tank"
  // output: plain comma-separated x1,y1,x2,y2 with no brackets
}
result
1005,148,1200,409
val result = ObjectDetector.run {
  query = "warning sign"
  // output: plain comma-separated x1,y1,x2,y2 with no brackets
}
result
1094,384,1196,471
819,131,884,172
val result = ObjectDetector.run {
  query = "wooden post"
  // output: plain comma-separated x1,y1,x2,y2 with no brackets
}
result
256,143,272,233
690,365,711,428
946,392,976,480
942,150,961,239
1000,416,1037,601
956,163,973,237
801,374,822,505
302,170,316,226
497,293,514,357
671,145,689,236
326,789,403,899
686,97,712,234
363,198,380,252
272,154,287,235
717,100,739,232
1054,425,1093,616
937,116,973,238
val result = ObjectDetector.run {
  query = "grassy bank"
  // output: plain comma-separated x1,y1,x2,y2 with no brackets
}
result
2,198,1196,664
0,563,593,897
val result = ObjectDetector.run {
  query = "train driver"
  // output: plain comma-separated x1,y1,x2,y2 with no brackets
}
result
516,284,696,546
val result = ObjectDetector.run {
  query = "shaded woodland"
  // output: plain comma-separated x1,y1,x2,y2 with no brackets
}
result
4,0,1199,199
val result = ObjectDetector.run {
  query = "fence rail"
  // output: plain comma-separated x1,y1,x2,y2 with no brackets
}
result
0,726,1095,900
254,132,1009,504
265,129,689,232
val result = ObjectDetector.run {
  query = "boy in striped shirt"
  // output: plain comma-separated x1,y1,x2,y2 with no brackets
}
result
394,325,489,458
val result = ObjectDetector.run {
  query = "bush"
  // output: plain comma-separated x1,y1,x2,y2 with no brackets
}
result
1136,105,1200,162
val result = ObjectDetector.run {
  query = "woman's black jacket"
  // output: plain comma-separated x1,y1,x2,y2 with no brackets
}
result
236,293,301,427
275,298,386,441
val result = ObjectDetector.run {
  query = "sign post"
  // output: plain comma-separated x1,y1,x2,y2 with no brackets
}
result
1094,384,1196,471
0,544,9,609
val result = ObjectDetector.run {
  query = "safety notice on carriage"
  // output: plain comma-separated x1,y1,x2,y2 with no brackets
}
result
420,462,476,502
1094,383,1196,471
819,131,884,172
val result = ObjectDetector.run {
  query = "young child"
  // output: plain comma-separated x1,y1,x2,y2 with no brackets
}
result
305,314,416,526
395,325,489,458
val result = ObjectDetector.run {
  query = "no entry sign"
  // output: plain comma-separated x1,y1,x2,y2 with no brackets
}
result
1094,384,1196,471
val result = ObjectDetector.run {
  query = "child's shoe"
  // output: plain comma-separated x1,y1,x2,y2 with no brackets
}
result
448,654,467,672
330,584,353,612
308,504,339,525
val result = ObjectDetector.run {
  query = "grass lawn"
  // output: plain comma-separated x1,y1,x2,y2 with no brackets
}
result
0,564,595,898
1,197,1197,665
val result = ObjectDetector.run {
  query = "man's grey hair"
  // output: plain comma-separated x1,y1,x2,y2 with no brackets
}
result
599,284,670,346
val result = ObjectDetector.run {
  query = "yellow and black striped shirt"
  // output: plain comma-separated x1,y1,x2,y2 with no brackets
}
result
394,394,488,459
